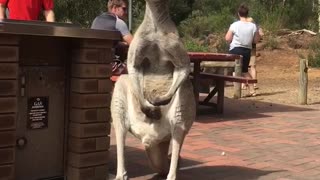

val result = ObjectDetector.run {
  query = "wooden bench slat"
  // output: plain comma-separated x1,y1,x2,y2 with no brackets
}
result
188,52,241,61
199,72,257,84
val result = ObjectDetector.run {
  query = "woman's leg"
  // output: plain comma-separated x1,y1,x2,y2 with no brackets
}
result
249,45,258,89
230,47,255,96
241,48,256,96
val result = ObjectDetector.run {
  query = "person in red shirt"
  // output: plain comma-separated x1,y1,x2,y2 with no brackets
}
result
0,0,55,22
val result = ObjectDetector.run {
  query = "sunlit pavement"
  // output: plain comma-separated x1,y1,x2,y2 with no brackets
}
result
109,97,320,180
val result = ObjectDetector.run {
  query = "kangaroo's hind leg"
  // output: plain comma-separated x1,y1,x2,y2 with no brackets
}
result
145,140,170,177
111,76,130,180
167,81,196,180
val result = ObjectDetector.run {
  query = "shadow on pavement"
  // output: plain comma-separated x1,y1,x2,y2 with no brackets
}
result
178,165,280,180
254,91,287,97
196,96,318,123
109,145,280,180
109,145,202,179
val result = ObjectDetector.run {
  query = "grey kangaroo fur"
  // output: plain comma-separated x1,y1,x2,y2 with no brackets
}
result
111,0,196,179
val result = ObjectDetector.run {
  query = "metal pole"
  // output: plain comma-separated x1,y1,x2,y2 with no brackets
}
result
128,0,132,31
319,0,320,33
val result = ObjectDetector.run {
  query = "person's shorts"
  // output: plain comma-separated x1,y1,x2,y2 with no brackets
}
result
229,47,251,73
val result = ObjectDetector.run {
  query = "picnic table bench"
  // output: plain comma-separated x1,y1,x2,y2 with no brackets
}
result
197,72,257,113
188,52,257,114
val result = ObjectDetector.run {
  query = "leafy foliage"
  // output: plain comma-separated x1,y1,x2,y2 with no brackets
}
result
131,0,194,31
54,0,319,59
179,8,234,38
55,0,106,27
54,0,318,32
308,36,320,68
183,39,209,52
262,35,280,50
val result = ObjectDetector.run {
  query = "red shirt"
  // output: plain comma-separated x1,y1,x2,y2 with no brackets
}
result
0,0,54,21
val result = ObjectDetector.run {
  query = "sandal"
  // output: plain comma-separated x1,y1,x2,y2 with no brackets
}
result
248,92,257,97
242,84,248,90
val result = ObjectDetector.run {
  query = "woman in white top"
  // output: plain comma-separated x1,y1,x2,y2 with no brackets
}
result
225,4,260,96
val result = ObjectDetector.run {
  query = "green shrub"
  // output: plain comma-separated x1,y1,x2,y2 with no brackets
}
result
307,36,320,68
263,36,280,50
308,53,320,68
183,39,209,52
215,36,229,53
178,9,234,38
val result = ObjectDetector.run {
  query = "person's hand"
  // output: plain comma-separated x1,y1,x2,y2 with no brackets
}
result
43,10,55,22
0,4,6,20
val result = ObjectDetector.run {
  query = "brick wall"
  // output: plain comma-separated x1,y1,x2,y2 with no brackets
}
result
67,40,114,180
0,35,19,180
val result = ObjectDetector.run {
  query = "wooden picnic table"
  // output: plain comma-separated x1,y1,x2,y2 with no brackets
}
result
188,52,243,113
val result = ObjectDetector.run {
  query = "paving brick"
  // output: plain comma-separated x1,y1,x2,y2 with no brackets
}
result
0,114,16,130
0,131,15,148
69,122,110,138
71,93,111,108
0,97,17,113
0,164,14,179
68,136,110,153
0,80,17,96
0,63,18,79
67,164,108,180
68,151,109,168
70,108,111,123
71,64,112,78
0,46,18,62
71,79,113,93
0,148,14,164
108,101,320,180
72,48,112,64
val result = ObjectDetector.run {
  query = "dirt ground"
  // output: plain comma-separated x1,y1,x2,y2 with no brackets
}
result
224,33,320,105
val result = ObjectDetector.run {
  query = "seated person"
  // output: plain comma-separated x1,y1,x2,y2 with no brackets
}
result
91,0,133,79
91,0,133,46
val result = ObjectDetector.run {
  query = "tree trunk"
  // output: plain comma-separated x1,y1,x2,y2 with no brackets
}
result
319,0,320,32
282,0,286,7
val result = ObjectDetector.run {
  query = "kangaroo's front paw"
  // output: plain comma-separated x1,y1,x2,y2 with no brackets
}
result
149,96,172,106
141,105,162,120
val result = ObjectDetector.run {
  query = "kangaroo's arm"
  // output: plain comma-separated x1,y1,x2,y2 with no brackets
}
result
149,35,190,106
127,38,162,119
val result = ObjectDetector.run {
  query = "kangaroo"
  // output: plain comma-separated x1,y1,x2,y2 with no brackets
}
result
111,0,196,179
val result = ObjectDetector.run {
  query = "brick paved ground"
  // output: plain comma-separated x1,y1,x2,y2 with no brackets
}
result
109,97,320,180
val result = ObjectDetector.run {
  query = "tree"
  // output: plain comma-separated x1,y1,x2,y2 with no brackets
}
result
131,0,194,30
55,0,106,27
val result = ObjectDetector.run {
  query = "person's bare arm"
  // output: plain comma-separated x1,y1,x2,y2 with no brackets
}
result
123,34,133,45
225,30,233,43
253,30,260,44
43,9,55,22
0,3,6,20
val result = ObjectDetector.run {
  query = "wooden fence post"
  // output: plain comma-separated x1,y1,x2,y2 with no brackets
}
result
298,59,308,105
233,57,242,99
